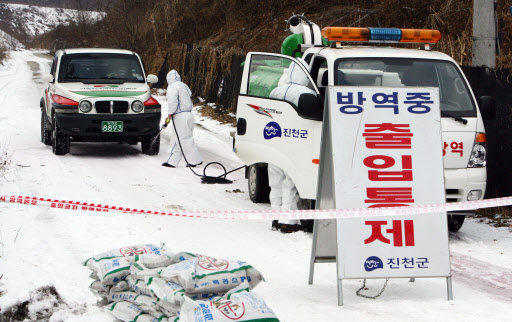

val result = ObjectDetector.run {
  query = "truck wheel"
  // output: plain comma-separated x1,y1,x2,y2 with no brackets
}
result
141,132,160,155
248,164,270,203
52,121,70,155
41,109,52,146
447,214,465,232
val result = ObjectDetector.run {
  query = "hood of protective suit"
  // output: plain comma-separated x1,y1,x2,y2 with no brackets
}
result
166,69,181,84
286,62,309,86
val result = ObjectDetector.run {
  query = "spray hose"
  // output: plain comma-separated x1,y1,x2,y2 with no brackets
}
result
168,117,246,184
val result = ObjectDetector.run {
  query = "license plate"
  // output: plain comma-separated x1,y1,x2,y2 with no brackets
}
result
101,121,123,133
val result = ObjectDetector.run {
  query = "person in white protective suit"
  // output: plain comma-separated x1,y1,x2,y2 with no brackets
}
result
268,62,316,233
162,69,202,168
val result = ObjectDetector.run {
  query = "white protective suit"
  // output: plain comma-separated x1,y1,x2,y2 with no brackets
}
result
164,70,202,167
268,62,316,224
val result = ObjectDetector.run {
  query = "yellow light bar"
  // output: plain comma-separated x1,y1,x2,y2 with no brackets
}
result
321,27,370,42
321,27,442,44
400,29,442,43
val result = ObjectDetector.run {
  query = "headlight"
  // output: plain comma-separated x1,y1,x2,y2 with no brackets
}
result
132,101,144,113
467,143,486,168
79,100,92,113
467,190,483,201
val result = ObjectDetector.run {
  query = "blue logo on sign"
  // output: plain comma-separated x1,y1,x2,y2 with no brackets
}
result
264,122,282,140
364,256,383,272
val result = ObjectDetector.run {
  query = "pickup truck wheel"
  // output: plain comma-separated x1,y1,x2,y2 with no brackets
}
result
248,165,270,203
41,109,52,146
141,132,160,155
52,121,70,155
447,214,465,232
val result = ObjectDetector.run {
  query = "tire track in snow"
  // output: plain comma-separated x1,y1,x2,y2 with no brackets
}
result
451,252,512,300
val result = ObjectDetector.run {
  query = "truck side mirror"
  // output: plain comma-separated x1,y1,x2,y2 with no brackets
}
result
147,74,158,83
297,93,323,121
478,96,495,120
42,74,54,83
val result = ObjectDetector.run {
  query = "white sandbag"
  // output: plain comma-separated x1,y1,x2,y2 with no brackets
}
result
126,275,153,297
89,271,100,280
97,297,109,307
130,260,163,280
179,282,279,322
96,257,131,285
108,290,165,319
107,301,167,322
160,255,264,294
108,291,138,303
83,244,168,272
111,280,130,292
106,301,142,321
132,294,163,319
145,277,185,305
187,293,223,302
89,281,111,295
136,253,173,269
170,251,198,263
157,298,181,318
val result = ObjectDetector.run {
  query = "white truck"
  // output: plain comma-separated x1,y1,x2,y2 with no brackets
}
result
233,20,495,232
40,48,161,155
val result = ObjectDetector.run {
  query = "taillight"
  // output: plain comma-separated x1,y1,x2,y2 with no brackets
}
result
144,96,159,106
51,94,78,106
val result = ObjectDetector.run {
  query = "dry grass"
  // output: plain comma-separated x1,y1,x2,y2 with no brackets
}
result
476,207,512,228
195,102,237,127
0,45,8,64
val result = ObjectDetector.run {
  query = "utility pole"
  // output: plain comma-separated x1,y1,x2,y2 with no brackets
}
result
473,0,497,67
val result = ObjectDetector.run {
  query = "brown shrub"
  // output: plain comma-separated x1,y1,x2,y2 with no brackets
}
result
0,44,8,64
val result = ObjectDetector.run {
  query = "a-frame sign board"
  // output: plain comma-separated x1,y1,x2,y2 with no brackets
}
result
309,86,453,306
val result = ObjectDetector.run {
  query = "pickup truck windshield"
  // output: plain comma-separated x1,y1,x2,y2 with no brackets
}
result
334,58,476,117
58,53,145,84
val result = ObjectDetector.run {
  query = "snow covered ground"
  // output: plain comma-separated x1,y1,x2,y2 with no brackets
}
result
0,50,511,321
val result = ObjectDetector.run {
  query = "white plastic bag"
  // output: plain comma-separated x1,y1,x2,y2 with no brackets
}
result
126,275,154,297
111,280,130,292
130,260,164,280
179,282,279,322
89,281,111,295
83,244,168,271
136,253,173,269
95,257,131,285
107,301,167,322
145,277,185,304
160,255,264,293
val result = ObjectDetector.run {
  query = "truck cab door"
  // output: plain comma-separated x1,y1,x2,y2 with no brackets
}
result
234,52,323,200
45,54,58,119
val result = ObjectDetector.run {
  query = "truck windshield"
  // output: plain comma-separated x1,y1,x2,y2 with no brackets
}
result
334,58,476,117
58,53,145,84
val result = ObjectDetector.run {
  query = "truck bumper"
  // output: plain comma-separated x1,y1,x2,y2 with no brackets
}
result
445,167,486,214
55,112,161,138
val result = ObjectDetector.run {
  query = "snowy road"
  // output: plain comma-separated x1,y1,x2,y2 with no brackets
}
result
0,50,511,321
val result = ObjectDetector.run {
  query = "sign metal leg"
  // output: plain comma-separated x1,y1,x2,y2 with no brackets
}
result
337,278,344,306
308,220,319,285
446,276,453,301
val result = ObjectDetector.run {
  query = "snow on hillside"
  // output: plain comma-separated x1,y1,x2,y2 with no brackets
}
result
0,29,23,49
0,3,104,39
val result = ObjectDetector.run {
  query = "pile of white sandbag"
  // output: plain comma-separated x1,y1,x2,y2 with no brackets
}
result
83,244,280,322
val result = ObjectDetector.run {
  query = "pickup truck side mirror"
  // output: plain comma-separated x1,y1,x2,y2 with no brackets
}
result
42,74,54,83
297,93,323,121
478,96,495,120
147,74,158,83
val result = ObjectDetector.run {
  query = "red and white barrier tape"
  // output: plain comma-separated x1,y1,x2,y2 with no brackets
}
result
1,195,511,220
